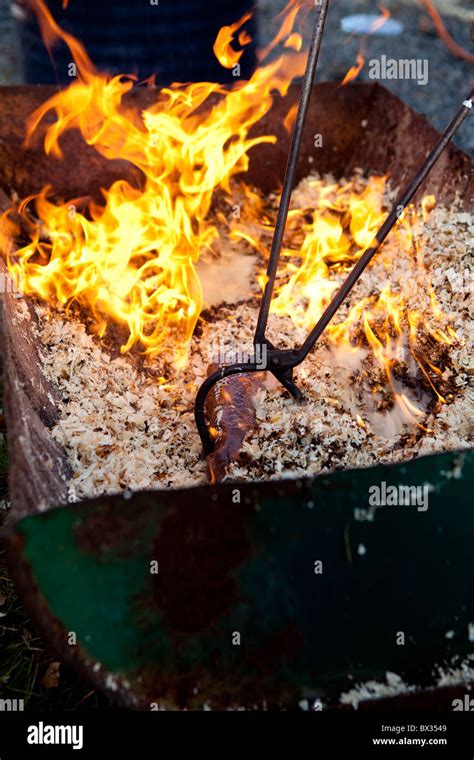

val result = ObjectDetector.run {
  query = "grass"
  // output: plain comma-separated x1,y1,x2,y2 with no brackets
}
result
0,414,110,710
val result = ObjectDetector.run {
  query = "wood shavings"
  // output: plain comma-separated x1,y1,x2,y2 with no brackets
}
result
340,656,474,709
340,672,415,709
30,174,472,497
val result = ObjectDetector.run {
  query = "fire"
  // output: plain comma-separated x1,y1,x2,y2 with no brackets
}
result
340,6,391,86
231,174,458,430
1,1,459,433
213,13,253,69
341,52,365,87
3,0,308,361
269,176,387,328
290,177,458,429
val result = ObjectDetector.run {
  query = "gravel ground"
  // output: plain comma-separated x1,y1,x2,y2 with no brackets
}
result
0,0,472,151
0,0,22,86
258,0,474,154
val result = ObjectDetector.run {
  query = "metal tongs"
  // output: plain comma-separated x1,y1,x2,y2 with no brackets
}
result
195,0,473,455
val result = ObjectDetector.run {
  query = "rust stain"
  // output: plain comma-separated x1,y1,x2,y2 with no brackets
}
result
152,499,251,634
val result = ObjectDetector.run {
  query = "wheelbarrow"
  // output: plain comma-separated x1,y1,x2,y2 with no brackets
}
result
0,82,472,709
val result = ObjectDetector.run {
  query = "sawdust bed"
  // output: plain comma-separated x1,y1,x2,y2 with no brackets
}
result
23,172,473,501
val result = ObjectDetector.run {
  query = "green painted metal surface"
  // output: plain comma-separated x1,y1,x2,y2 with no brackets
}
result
5,449,473,708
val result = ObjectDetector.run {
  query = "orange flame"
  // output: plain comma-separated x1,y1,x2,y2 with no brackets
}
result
5,0,309,362
340,6,391,86
341,52,365,87
371,5,391,34
283,102,298,133
213,12,252,69
2,1,458,433
232,174,457,429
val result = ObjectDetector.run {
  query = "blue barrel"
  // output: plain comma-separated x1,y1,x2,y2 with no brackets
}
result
11,0,257,85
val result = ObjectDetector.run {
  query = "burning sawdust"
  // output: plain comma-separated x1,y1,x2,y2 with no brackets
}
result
30,173,472,500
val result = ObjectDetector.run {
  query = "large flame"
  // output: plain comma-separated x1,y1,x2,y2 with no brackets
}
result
2,1,459,432
4,0,308,361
